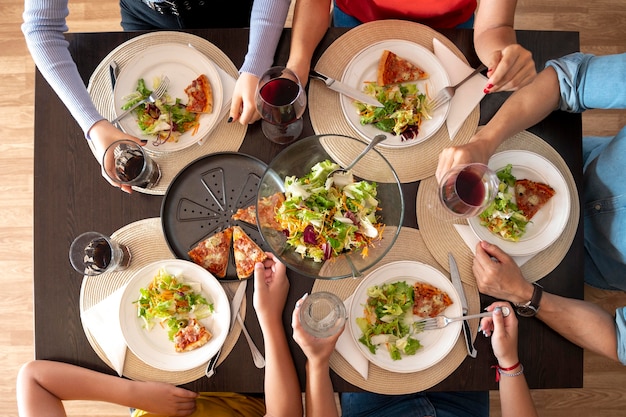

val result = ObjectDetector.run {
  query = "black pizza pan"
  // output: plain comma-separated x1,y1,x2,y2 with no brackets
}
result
161,152,269,280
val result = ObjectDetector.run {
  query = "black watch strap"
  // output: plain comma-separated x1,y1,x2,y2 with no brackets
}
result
515,283,543,317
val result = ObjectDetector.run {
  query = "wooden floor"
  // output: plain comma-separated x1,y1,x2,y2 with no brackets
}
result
2,0,625,416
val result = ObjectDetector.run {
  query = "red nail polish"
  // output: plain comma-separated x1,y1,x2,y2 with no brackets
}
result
487,83,494,89
488,68,493,73
483,88,490,94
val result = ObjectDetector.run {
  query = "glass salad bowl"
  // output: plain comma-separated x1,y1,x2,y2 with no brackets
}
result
257,134,404,280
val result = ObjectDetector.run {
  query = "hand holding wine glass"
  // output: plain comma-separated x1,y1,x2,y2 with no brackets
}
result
439,163,500,217
255,66,307,145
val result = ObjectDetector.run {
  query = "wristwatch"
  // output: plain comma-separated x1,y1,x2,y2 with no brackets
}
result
514,283,543,317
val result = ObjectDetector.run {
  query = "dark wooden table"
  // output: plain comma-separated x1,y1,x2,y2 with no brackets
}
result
33,27,583,393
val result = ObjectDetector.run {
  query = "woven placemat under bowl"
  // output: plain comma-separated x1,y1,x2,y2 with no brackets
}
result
79,218,245,384
312,227,479,394
309,20,479,183
417,130,580,285
87,31,247,196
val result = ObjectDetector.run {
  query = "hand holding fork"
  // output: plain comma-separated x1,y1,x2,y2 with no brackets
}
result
429,64,487,111
416,306,510,330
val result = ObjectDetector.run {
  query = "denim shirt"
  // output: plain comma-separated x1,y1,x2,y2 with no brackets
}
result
546,53,626,291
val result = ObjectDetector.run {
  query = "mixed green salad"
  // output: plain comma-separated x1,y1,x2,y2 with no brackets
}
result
355,82,432,140
356,281,424,361
121,78,199,146
134,268,214,341
478,164,529,242
274,160,384,262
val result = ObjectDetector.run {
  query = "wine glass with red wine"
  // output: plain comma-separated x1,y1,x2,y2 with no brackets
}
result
439,163,500,218
255,66,307,145
69,231,131,276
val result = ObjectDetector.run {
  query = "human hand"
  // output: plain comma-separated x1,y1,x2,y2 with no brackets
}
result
291,294,344,366
473,241,534,304
435,139,495,183
229,72,261,125
286,59,310,90
484,44,536,93
253,252,289,329
131,380,197,416
479,302,519,368
88,119,146,194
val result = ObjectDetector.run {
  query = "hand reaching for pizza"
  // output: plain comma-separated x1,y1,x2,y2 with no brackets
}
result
484,44,537,93
253,252,290,330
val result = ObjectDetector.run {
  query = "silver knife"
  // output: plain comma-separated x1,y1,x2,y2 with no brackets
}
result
230,280,247,329
448,252,478,358
109,61,121,128
309,69,383,107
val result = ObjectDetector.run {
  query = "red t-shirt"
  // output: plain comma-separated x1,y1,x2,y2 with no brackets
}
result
335,0,477,28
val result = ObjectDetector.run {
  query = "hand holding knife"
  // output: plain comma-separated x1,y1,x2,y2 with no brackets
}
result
309,69,383,107
448,252,478,358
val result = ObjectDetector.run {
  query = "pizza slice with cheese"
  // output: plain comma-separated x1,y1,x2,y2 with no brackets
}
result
232,226,267,280
173,318,212,352
413,282,453,318
232,205,257,226
514,179,556,220
185,74,213,114
187,227,233,278
377,50,429,86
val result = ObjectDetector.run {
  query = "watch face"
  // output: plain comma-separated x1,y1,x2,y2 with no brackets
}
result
516,305,538,317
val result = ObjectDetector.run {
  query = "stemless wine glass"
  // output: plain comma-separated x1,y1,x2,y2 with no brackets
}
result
69,231,131,276
102,139,161,189
255,66,307,145
439,163,500,218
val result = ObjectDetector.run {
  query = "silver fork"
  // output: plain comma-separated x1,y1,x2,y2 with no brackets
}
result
111,76,170,124
416,306,510,330
429,64,487,111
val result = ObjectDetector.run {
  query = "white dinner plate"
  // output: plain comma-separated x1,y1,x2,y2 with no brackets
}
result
113,43,223,153
467,150,571,256
119,259,230,371
349,260,462,373
340,40,451,149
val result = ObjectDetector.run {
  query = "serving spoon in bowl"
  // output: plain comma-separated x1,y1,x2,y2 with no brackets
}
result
329,134,386,179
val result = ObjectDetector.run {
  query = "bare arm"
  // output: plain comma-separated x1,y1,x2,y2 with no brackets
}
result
480,303,538,417
253,255,303,417
286,0,332,88
474,241,620,362
291,294,341,417
16,360,198,417
436,65,561,181
473,0,536,92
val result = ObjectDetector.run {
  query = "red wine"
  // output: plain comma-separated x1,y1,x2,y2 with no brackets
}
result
84,238,112,272
260,78,299,106
259,78,300,124
456,169,486,206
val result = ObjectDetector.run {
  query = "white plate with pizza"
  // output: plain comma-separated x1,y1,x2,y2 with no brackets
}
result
119,259,230,371
113,43,223,153
349,260,462,373
467,150,571,256
340,39,451,149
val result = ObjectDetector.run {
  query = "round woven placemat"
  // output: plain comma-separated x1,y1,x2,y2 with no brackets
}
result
86,31,247,196
79,218,245,384
312,227,479,394
417,130,580,285
309,20,479,183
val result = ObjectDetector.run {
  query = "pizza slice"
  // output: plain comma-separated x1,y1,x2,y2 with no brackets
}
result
514,179,556,220
377,50,429,86
185,74,213,114
232,205,257,226
257,192,285,231
187,227,233,278
173,318,212,352
413,282,453,318
232,226,267,280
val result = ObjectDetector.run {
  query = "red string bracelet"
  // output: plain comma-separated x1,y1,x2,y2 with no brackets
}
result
491,362,522,382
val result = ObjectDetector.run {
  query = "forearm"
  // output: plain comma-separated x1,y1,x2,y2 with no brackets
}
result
286,0,331,74
473,0,518,67
240,0,291,77
261,321,303,417
22,0,104,136
304,359,339,417
498,364,538,417
537,292,619,361
476,67,560,142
